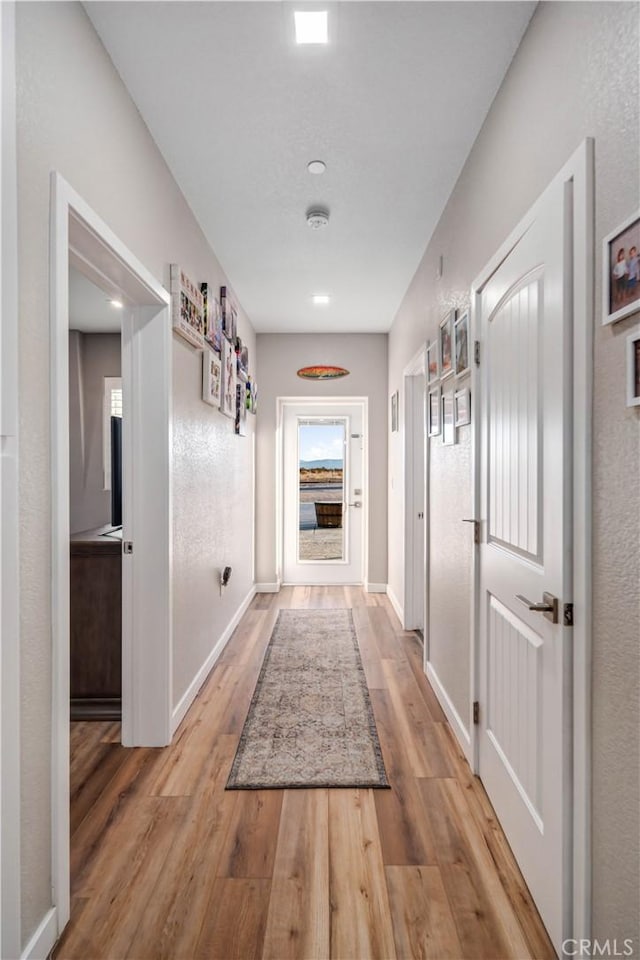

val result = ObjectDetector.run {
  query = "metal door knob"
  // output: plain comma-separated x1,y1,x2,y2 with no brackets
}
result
516,592,558,624
348,501,362,508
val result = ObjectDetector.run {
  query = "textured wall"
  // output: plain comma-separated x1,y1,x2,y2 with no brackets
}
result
388,1,640,940
16,3,255,946
68,332,121,534
256,334,388,586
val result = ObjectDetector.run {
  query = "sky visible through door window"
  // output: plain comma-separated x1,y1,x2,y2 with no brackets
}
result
298,422,345,562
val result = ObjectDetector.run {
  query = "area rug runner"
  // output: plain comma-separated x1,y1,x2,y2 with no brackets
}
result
226,608,389,789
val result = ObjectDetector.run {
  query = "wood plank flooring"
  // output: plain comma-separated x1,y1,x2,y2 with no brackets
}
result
54,587,555,960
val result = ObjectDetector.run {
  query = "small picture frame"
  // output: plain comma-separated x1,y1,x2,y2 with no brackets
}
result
427,386,441,437
627,326,640,407
235,382,248,436
236,337,249,381
220,337,236,419
202,348,222,408
454,310,470,377
170,264,204,349
426,341,439,384
391,390,399,432
201,282,222,354
220,285,238,341
247,377,258,415
603,210,640,325
442,389,455,445
454,386,471,426
439,310,455,379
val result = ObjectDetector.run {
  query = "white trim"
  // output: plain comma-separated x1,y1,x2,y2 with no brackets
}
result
470,139,593,946
426,662,473,763
402,345,427,631
20,907,57,960
50,174,173,938
171,586,256,733
0,6,21,957
365,582,387,594
386,584,404,625
255,581,281,593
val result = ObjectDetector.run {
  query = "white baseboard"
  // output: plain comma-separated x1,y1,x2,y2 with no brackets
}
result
21,907,57,960
171,585,256,734
365,582,387,594
255,581,280,593
426,660,473,764
386,584,404,625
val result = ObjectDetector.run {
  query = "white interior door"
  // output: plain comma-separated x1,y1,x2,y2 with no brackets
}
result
477,177,572,951
283,402,364,584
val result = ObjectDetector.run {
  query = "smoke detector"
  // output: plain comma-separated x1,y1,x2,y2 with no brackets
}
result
306,208,330,230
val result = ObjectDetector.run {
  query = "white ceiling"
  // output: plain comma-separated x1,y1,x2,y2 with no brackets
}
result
69,267,122,333
86,2,535,334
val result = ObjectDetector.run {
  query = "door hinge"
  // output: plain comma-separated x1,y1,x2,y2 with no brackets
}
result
473,701,480,725
474,340,480,367
563,602,574,627
123,541,133,555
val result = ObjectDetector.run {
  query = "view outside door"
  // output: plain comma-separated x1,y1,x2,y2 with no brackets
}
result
298,421,345,562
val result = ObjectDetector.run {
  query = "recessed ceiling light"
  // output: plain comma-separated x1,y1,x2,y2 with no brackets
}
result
109,299,123,309
294,11,328,45
313,294,330,306
307,160,326,175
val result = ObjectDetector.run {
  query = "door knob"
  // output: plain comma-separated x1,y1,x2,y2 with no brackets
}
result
348,501,362,508
516,592,558,624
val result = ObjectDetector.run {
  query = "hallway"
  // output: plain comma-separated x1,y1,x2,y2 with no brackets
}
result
55,587,554,960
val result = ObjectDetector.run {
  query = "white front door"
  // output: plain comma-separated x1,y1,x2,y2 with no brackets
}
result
283,402,364,584
477,176,571,951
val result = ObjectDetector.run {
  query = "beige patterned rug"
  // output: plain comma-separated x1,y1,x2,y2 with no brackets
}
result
226,608,389,789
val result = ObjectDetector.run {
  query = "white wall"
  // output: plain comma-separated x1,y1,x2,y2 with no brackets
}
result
256,334,388,587
16,3,255,947
388,1,639,941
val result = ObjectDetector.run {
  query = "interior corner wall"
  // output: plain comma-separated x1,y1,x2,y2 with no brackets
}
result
255,333,388,587
387,1,639,941
15,3,256,948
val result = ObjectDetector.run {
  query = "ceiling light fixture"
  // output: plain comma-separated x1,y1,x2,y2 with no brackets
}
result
312,295,330,306
294,11,328,45
306,208,330,229
109,299,124,309
307,160,326,175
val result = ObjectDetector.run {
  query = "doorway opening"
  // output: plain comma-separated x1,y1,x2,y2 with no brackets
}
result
50,174,173,939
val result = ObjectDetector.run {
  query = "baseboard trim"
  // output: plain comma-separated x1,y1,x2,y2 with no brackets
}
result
255,582,280,593
20,907,57,960
171,585,256,734
426,661,473,764
365,582,387,594
386,584,404,625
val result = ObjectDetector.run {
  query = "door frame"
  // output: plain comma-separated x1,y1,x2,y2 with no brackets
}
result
402,345,427,632
276,397,369,587
50,173,173,936
469,139,594,944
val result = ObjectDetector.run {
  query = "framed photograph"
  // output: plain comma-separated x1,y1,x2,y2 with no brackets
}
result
442,389,455,445
170,264,204,348
247,377,258,415
454,386,471,426
454,310,470,377
603,210,640,325
426,341,439,384
220,337,236,419
236,337,249,381
201,282,222,354
427,386,441,437
235,383,248,436
439,310,455,379
627,326,640,407
220,285,238,341
202,349,222,408
391,390,399,432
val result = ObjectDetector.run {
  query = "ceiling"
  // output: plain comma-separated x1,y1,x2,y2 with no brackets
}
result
86,2,535,334
69,267,122,333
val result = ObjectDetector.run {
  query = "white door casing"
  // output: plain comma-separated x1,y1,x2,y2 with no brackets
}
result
403,345,427,632
282,401,365,585
477,175,572,951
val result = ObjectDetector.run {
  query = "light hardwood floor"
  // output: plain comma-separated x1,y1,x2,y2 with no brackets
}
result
55,587,556,960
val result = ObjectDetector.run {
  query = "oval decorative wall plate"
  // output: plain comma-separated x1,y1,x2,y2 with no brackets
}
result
297,365,350,380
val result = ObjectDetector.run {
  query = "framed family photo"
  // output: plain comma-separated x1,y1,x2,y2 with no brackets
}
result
627,326,640,408
454,386,471,426
426,341,439,384
220,337,236,418
603,210,640,325
427,386,441,437
439,310,455,379
170,264,204,349
454,310,470,377
202,349,222,407
442,389,455,445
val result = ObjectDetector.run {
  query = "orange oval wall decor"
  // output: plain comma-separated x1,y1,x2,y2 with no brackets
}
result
296,365,350,380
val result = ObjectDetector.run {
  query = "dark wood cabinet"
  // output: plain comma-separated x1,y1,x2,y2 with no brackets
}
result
70,526,122,720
